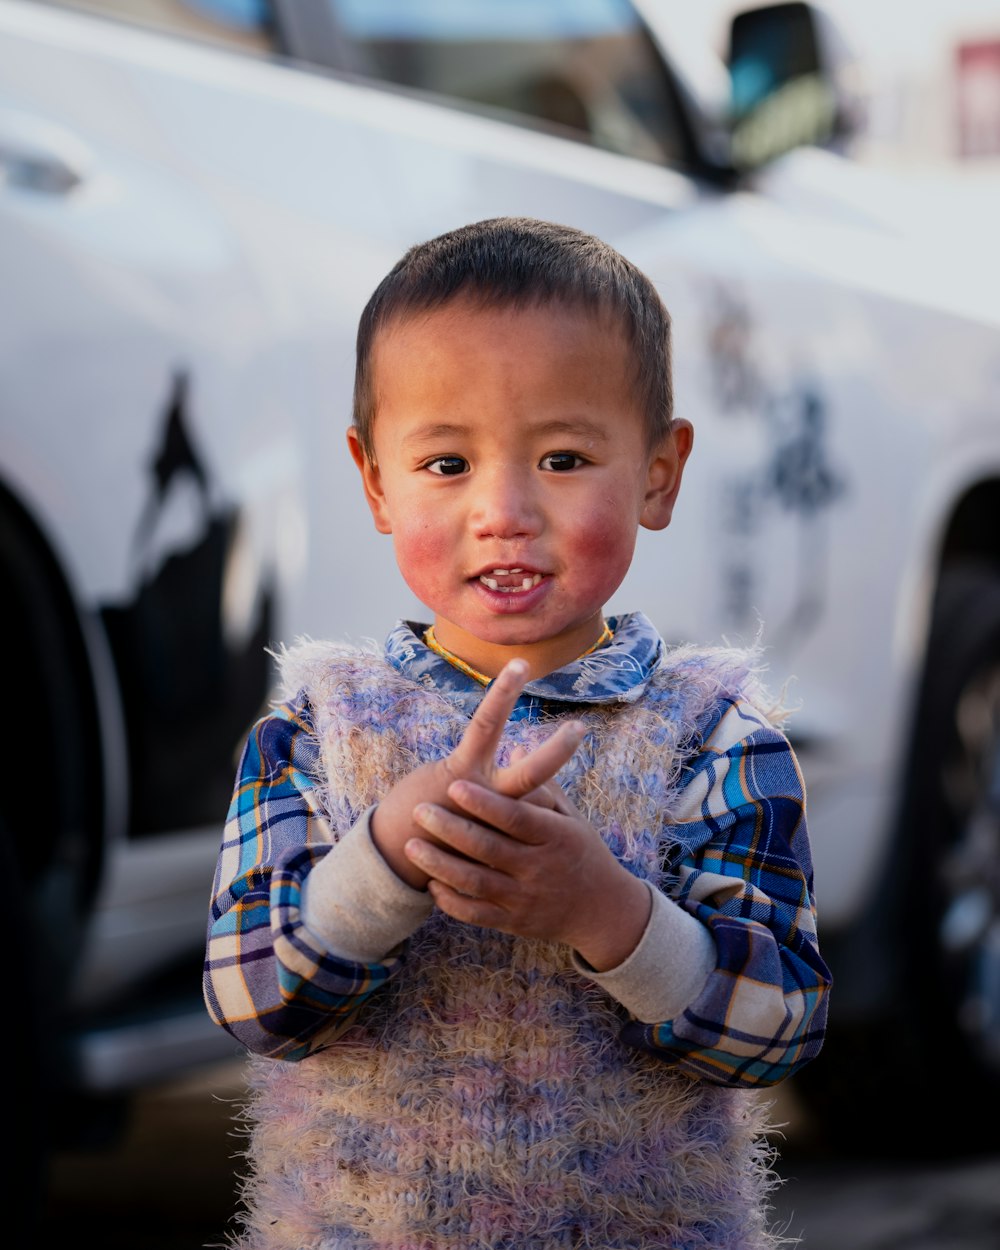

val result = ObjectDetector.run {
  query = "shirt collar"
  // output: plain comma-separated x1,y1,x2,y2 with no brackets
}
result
384,612,663,713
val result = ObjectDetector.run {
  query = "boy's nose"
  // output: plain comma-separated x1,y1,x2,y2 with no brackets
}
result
469,470,542,539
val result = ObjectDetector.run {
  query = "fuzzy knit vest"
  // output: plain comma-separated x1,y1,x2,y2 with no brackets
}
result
233,640,787,1250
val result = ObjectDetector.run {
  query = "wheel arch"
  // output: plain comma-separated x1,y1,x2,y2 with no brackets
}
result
805,475,1000,1012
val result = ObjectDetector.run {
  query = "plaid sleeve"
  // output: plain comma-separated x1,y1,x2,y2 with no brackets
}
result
203,697,402,1060
621,697,832,1087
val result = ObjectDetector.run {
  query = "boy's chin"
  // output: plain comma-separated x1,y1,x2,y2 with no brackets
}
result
436,613,607,663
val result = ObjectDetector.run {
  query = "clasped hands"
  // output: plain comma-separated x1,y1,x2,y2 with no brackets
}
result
369,658,650,972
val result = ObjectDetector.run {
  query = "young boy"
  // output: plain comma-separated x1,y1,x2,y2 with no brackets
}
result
204,217,831,1250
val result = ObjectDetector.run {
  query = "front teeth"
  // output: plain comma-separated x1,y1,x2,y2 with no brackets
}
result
480,568,543,593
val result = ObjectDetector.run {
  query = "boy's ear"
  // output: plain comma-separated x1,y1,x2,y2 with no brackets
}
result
347,427,393,534
640,419,693,532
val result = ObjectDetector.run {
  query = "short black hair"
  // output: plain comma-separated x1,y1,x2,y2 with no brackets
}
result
352,216,672,459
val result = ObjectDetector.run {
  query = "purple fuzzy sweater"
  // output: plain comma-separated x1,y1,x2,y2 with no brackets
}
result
230,641,789,1250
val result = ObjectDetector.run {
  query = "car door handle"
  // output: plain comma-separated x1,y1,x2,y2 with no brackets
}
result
0,107,90,195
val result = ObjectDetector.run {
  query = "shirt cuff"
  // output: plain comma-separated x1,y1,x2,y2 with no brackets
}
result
301,806,434,962
571,881,716,1024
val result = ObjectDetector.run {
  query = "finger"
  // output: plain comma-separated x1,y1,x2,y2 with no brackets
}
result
521,782,559,809
505,744,557,807
450,658,529,772
446,780,561,846
496,720,586,798
539,778,578,817
425,880,511,931
412,802,522,869
405,832,510,901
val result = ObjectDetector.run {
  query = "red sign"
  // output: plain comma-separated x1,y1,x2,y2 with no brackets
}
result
956,39,1000,158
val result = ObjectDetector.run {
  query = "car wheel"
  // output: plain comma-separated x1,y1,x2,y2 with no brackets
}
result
0,501,103,1214
901,561,1000,1126
792,559,1000,1157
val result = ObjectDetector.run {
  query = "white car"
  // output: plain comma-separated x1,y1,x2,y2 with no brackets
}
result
2,0,998,1172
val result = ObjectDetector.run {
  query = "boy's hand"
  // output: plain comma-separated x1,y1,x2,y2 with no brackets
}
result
408,776,651,972
369,659,585,890
392,661,651,970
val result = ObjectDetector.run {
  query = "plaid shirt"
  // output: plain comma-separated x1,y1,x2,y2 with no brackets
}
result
204,614,830,1086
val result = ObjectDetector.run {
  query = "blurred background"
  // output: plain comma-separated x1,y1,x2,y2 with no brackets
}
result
780,0,1000,167
2,0,999,1244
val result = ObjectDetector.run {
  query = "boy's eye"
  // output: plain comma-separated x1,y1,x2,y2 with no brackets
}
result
424,456,469,476
540,452,584,472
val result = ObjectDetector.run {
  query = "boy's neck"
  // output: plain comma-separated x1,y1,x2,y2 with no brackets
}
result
423,619,613,685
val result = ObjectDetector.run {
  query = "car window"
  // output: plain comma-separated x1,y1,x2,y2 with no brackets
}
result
326,0,686,166
35,0,280,56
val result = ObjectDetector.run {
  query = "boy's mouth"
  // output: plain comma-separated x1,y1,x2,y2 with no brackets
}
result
477,567,544,594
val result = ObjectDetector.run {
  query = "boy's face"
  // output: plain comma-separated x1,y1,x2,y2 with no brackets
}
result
349,298,692,679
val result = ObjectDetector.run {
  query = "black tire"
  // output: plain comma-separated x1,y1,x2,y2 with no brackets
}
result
0,503,102,1217
794,560,1000,1157
899,561,1000,1128
2,814,48,1225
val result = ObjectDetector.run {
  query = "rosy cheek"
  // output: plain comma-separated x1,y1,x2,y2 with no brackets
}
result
577,502,632,554
391,521,451,595
567,506,636,587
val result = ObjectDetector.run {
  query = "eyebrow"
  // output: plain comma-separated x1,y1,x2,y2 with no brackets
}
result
400,417,612,448
400,423,469,448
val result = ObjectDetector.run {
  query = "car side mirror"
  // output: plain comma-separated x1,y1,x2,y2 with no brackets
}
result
725,1,862,171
